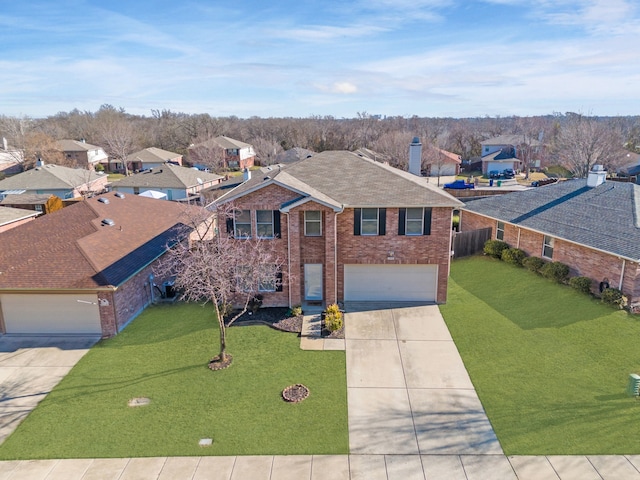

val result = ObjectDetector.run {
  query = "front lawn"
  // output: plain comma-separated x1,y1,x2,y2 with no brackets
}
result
441,256,640,455
0,303,348,459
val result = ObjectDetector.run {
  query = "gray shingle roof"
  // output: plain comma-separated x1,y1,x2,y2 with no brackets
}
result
0,206,39,226
463,179,640,261
126,147,182,164
56,139,102,152
0,164,103,190
216,150,463,209
112,163,222,189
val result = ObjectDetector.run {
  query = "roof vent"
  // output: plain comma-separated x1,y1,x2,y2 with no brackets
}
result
114,192,125,199
587,164,606,187
98,197,110,204
101,218,115,226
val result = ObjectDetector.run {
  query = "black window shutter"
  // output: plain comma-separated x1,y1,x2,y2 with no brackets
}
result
354,208,361,236
398,208,406,236
378,208,386,235
226,218,234,235
276,270,283,292
273,210,281,238
423,208,432,235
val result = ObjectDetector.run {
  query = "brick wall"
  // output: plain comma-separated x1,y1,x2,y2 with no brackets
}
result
111,264,155,334
460,210,640,306
227,185,455,306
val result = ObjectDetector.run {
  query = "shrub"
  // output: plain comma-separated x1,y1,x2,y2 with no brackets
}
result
540,261,570,283
523,256,547,274
248,295,264,314
569,276,592,295
601,288,627,309
484,239,509,259
501,248,526,266
324,303,343,332
94,163,105,172
288,305,303,317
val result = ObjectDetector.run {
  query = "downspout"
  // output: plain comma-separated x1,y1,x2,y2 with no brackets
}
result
285,211,292,308
334,211,338,304
619,258,626,291
448,208,454,277
517,228,521,249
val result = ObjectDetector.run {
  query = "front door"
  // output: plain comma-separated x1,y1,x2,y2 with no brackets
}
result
304,264,323,301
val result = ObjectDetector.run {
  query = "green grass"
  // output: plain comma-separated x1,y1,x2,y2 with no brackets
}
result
107,173,125,181
441,256,640,455
0,303,348,459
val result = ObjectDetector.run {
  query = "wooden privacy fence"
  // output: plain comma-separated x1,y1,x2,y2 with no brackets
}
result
452,227,492,259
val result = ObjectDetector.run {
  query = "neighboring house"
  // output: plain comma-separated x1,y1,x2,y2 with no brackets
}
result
480,134,542,175
275,147,315,164
188,135,256,171
126,147,183,172
57,139,109,170
0,192,207,336
460,166,640,311
618,151,640,178
0,206,40,233
111,163,223,201
0,193,64,214
0,163,108,199
213,148,463,307
0,137,23,174
425,147,462,177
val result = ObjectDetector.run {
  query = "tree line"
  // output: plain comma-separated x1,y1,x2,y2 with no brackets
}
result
1,106,638,178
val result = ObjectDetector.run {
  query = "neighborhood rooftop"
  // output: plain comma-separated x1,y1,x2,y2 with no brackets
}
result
0,164,104,191
112,163,223,189
218,150,462,208
463,179,640,261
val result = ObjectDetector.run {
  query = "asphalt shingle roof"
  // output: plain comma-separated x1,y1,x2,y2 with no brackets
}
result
0,206,39,226
0,193,201,289
126,147,182,164
0,164,104,190
56,139,102,152
463,179,640,261
112,163,222,189
217,150,462,209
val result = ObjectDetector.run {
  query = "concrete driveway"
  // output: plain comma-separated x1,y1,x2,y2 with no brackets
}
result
0,335,99,444
344,303,503,456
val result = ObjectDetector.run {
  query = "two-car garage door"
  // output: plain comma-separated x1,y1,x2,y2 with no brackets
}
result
344,264,438,302
0,293,102,335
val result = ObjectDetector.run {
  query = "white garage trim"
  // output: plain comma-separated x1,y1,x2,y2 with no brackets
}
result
344,264,438,302
1,293,102,334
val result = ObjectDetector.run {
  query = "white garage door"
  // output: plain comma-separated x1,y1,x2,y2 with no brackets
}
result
1,293,102,334
344,264,438,302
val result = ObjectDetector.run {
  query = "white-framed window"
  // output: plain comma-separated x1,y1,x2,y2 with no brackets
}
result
304,210,322,236
543,235,554,259
234,210,251,238
256,210,274,238
361,208,379,235
35,204,43,212
258,264,277,292
496,221,505,241
405,208,424,236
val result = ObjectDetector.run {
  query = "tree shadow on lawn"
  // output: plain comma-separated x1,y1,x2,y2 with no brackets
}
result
450,258,625,330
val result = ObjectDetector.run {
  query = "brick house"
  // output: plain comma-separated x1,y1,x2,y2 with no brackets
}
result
0,192,207,337
56,139,108,170
188,136,256,171
460,166,640,311
212,150,463,308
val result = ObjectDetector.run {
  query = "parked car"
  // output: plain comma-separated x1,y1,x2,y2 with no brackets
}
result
503,168,515,179
489,170,502,179
444,179,474,189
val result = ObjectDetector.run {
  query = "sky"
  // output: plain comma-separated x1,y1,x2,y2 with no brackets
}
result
1,0,639,119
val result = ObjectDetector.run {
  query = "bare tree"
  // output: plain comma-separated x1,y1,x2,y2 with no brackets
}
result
252,136,284,166
157,204,286,369
95,105,137,175
187,138,228,173
555,114,625,177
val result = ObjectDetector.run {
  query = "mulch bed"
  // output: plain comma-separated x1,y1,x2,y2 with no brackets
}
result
231,307,303,333
282,384,310,403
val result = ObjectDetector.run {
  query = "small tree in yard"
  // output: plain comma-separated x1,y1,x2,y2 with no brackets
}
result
158,204,286,370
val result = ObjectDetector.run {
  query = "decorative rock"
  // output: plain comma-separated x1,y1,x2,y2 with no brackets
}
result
282,384,310,403
208,353,233,371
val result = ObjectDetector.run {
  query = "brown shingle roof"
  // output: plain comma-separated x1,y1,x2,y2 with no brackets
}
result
0,193,202,290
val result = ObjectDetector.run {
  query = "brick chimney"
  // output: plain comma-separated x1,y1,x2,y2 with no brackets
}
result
409,137,422,176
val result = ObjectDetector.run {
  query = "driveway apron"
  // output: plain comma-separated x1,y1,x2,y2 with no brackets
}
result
344,304,503,456
0,335,99,444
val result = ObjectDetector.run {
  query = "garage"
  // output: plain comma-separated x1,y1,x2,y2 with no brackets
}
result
344,264,438,302
0,293,102,334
